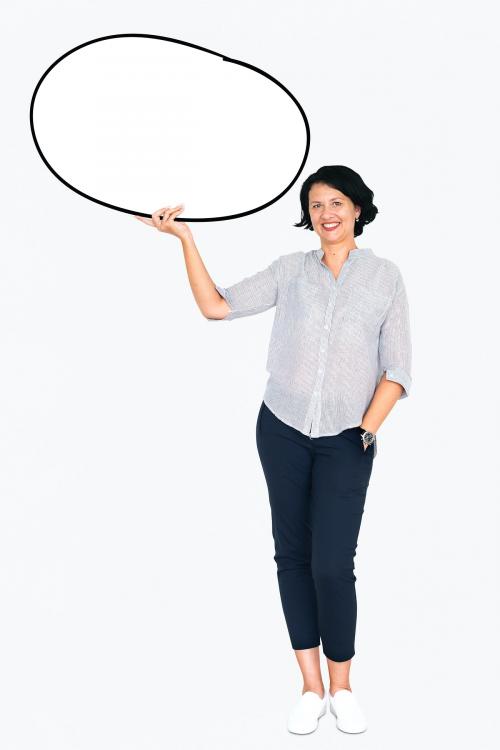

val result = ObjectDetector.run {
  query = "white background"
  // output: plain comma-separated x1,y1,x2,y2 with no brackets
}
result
1,1,499,748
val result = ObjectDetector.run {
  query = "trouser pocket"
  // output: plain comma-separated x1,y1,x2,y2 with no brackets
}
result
350,426,377,458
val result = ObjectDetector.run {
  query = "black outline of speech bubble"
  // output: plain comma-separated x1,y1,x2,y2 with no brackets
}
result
29,33,311,222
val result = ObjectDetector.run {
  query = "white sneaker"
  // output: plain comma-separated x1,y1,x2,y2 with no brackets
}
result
287,690,327,734
329,689,367,733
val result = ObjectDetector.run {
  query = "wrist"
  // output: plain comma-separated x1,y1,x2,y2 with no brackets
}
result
358,425,377,453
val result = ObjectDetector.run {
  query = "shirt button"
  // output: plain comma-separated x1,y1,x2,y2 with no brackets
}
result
313,390,318,396
318,367,323,374
324,324,329,330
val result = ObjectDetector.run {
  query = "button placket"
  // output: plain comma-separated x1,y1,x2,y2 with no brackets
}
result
308,278,338,437
307,256,354,438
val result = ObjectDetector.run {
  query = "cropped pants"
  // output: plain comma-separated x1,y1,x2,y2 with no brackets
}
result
255,400,375,662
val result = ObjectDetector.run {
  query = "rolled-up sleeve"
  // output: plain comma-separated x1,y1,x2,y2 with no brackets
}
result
378,271,412,398
207,257,280,321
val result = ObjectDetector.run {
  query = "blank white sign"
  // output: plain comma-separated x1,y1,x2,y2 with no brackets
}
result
30,34,310,221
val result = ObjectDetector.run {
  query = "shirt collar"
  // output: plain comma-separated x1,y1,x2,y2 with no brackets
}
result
314,247,374,264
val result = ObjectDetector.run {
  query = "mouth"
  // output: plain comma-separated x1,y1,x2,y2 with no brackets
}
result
321,222,340,232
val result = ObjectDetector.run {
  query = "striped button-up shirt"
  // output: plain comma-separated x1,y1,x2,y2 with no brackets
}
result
208,247,412,450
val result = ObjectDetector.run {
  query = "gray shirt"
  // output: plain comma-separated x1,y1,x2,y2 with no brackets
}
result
208,247,411,449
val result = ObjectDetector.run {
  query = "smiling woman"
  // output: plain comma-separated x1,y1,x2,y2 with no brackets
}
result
203,164,411,734
135,164,412,736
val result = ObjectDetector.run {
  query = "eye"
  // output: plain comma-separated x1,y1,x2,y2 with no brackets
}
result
310,201,342,208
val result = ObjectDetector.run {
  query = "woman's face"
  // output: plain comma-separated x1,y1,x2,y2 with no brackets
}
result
308,183,360,245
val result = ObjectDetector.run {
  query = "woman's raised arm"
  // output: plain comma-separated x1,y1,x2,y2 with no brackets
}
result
134,204,230,320
134,204,280,321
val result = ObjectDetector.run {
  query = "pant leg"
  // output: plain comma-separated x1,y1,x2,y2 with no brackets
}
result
310,427,374,662
256,401,320,651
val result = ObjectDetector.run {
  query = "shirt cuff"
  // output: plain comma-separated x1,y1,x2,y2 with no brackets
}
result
383,367,412,399
206,284,236,321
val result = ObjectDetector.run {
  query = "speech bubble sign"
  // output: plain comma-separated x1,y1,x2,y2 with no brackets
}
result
30,34,310,222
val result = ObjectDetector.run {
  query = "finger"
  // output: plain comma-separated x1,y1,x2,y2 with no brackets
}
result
152,206,171,228
159,206,174,226
152,204,184,229
164,205,185,223
152,207,170,229
160,207,182,227
160,203,184,219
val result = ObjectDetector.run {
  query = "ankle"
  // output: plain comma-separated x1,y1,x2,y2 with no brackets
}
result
302,684,325,699
329,684,351,697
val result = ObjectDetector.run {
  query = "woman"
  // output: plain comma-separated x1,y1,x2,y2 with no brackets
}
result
135,165,412,736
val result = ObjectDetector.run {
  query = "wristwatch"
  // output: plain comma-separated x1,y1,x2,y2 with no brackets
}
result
358,427,376,453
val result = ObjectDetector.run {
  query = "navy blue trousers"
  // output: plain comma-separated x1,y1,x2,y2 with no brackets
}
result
256,400,375,662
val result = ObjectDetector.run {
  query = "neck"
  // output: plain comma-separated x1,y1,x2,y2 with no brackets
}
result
321,242,358,265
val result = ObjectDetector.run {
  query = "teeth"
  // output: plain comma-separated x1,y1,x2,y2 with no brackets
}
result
323,223,339,228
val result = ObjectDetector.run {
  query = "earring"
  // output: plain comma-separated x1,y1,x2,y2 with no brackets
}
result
355,217,359,222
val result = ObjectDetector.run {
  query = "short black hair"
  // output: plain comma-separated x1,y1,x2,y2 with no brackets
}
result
293,165,378,237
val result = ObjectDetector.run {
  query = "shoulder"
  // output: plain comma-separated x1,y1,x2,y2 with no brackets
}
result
272,250,308,282
369,251,400,274
367,252,406,295
275,249,307,267
346,251,404,300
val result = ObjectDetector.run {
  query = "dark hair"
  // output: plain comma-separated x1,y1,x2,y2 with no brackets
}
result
293,165,378,237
